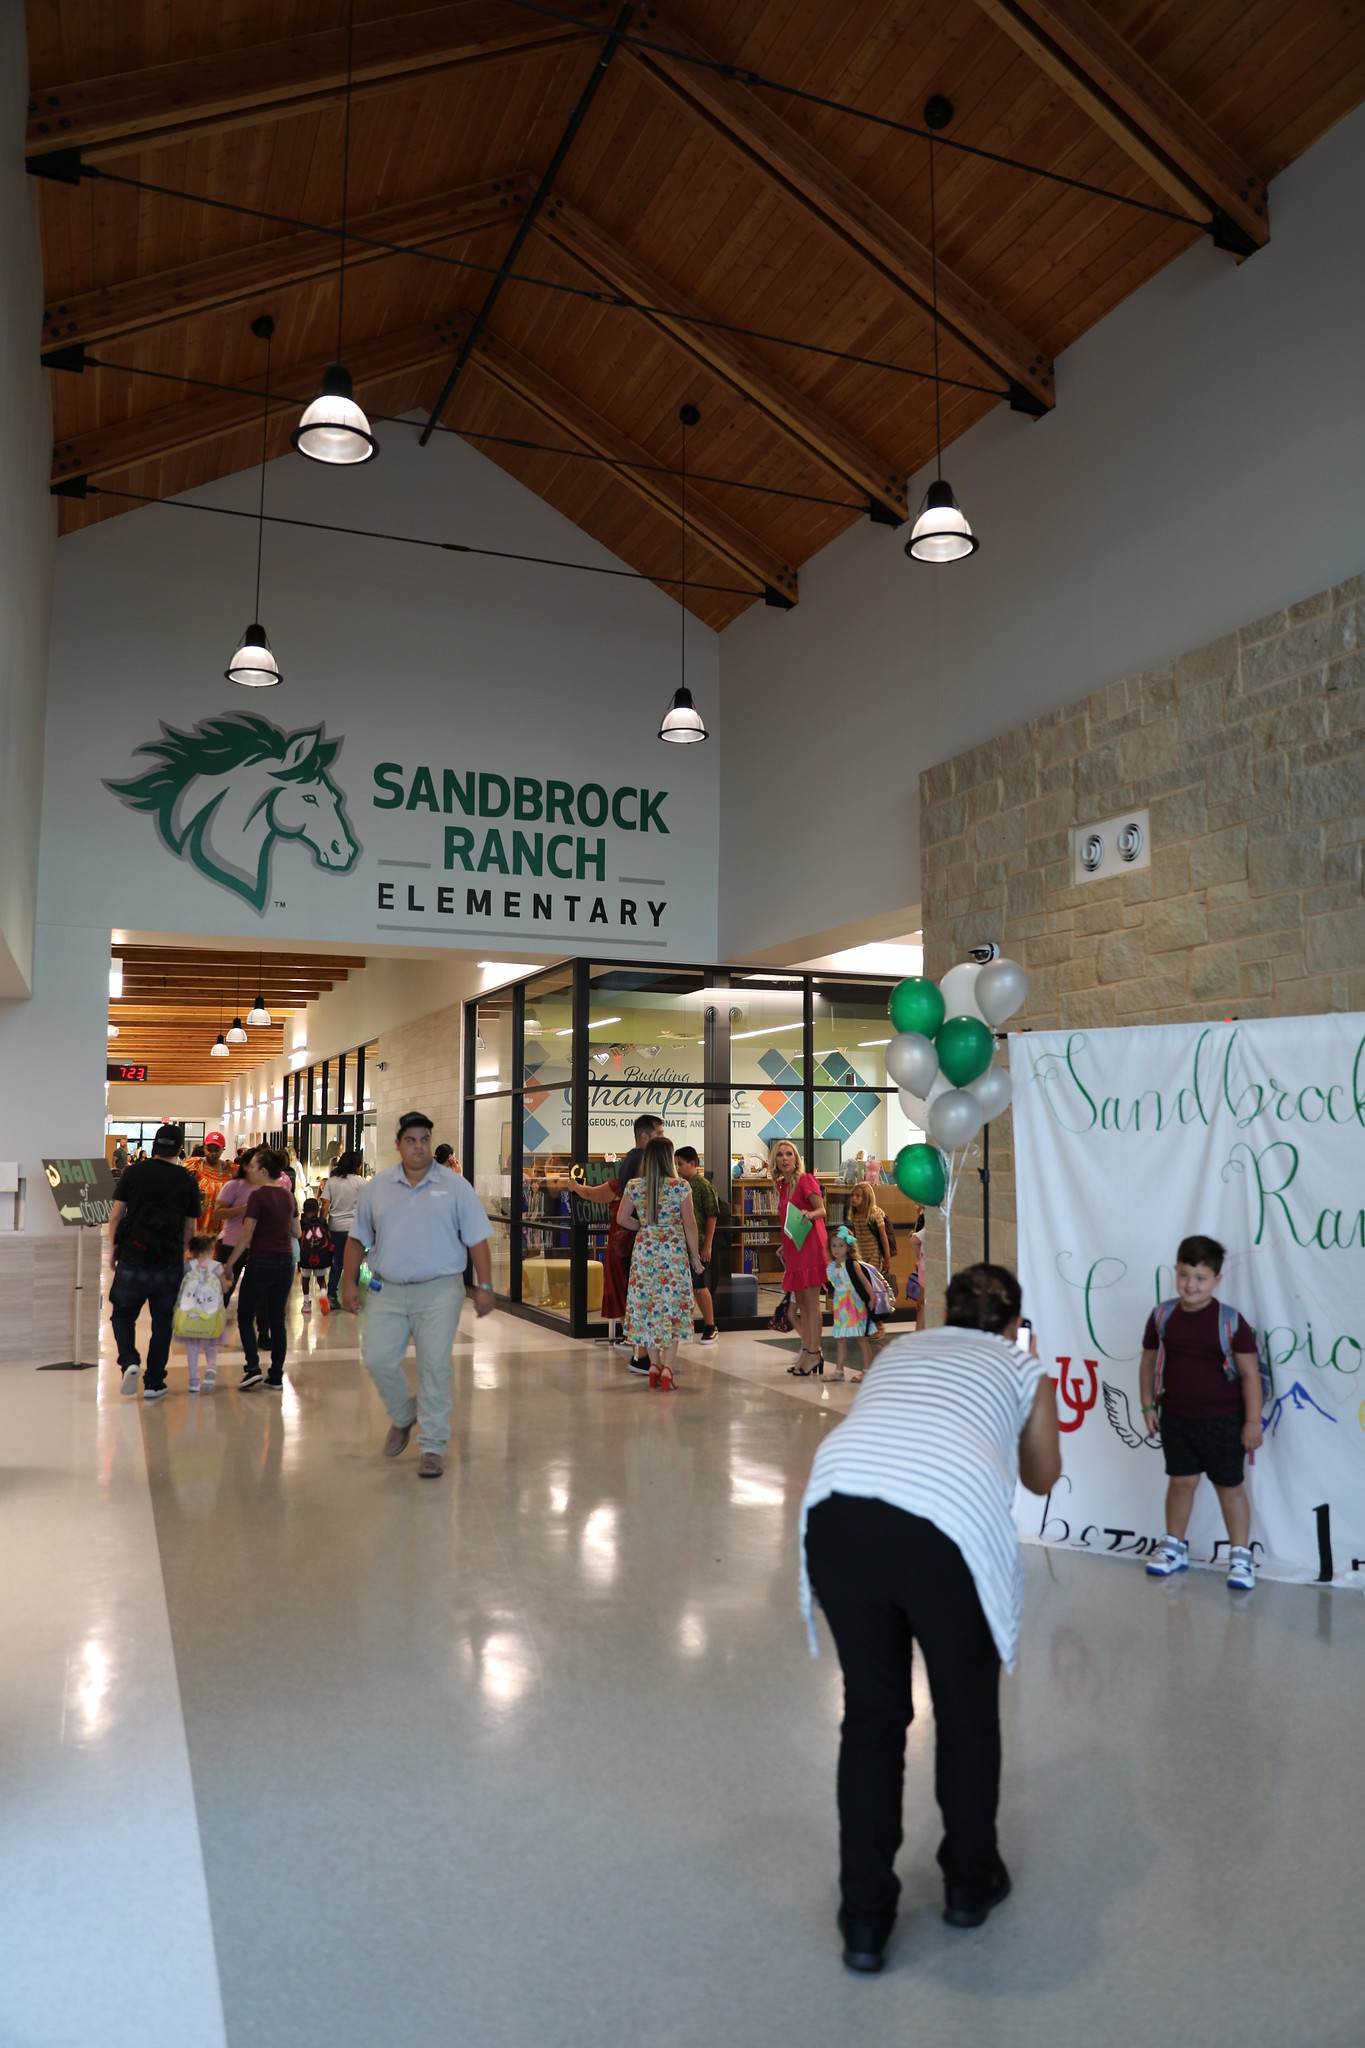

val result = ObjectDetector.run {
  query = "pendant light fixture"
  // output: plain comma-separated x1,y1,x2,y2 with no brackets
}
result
246,953,272,1029
227,313,284,686
226,969,248,1044
210,996,230,1060
293,0,376,466
659,402,708,744
906,98,979,566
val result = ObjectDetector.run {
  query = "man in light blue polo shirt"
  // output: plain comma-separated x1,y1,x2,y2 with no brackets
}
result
340,1111,494,1479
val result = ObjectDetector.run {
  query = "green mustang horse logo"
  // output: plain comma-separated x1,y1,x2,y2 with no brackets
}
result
106,712,361,913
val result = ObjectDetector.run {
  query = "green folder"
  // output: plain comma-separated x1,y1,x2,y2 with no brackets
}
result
783,1205,812,1251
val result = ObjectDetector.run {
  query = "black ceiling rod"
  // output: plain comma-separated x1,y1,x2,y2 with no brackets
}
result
418,1,635,445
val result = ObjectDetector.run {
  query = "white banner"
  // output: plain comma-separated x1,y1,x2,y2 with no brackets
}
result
1011,1017,1365,1585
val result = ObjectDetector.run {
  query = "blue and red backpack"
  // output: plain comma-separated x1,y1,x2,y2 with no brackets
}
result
1152,1298,1270,1407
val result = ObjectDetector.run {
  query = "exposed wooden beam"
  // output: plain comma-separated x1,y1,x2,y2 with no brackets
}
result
43,176,535,353
27,3,587,162
970,0,1268,252
470,328,799,604
51,319,464,484
535,196,909,520
628,10,1053,414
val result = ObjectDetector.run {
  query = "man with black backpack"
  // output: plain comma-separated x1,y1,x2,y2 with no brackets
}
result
108,1122,202,1400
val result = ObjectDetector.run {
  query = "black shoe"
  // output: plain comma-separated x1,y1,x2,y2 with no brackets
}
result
239,1368,264,1390
628,1355,651,1374
943,1862,1011,1928
264,1373,284,1390
838,1909,890,1974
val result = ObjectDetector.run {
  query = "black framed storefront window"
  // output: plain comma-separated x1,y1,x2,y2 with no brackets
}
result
464,959,920,1337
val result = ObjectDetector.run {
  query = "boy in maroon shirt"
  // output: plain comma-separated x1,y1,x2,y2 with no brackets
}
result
1138,1234,1262,1591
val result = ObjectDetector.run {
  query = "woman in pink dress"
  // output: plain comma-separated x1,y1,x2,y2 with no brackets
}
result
770,1139,828,1375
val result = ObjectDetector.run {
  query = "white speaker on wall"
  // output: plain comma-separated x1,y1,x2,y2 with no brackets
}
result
1071,808,1151,885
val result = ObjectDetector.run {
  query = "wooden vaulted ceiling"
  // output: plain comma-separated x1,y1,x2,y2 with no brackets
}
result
109,944,365,1085
27,1,1365,627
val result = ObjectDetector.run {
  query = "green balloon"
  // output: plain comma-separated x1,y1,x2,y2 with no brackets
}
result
889,976,946,1038
936,1014,995,1087
894,1142,947,1205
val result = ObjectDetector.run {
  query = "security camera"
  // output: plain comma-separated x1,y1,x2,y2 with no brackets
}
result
968,943,1000,964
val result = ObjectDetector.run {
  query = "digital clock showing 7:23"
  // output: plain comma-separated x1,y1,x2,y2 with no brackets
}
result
107,1061,150,1083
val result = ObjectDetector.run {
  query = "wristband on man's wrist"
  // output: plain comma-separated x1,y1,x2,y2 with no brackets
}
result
1141,1403,1157,1413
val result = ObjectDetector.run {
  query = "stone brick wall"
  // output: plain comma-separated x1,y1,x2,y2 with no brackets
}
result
917,568,1365,1276
370,1005,464,1160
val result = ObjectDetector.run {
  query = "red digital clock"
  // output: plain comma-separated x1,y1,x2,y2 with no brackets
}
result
107,1061,150,1083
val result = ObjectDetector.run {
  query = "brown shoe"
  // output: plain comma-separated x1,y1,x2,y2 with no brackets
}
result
383,1421,413,1459
417,1451,444,1479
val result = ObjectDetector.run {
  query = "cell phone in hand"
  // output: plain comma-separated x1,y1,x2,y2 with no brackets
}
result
1015,1316,1034,1358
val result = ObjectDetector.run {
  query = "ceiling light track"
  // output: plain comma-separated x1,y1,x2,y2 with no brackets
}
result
80,484,766,600
495,0,1210,228
421,1,637,443
65,167,1007,396
59,350,864,509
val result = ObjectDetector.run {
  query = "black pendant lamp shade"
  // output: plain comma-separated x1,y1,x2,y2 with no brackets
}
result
226,623,281,688
294,1,377,467
659,684,707,743
292,363,376,466
907,478,979,563
905,97,979,567
228,313,283,687
247,955,272,1029
659,402,709,745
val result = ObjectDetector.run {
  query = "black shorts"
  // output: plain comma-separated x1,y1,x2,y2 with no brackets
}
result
1160,1409,1245,1488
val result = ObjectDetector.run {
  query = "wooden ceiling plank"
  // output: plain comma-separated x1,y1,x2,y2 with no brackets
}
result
970,0,1269,251
628,8,1053,413
535,194,909,519
27,4,589,162
51,316,465,483
470,328,798,603
42,173,536,352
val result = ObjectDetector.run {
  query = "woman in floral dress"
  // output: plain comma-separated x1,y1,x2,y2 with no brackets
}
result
618,1136,702,1390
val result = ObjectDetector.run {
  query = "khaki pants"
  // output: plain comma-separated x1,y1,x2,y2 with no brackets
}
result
361,1274,464,1453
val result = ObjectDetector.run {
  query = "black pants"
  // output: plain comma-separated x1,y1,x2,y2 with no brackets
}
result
237,1254,293,1376
109,1263,182,1387
805,1495,1002,1933
327,1230,348,1301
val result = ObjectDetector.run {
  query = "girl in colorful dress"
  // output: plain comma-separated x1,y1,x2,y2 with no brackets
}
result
770,1139,828,1376
618,1136,703,1391
826,1226,875,1382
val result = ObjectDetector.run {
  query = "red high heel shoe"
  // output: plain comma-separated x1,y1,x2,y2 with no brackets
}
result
648,1362,660,1387
659,1363,676,1391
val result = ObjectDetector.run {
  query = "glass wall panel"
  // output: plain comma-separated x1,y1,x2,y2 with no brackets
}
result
473,995,515,1093
725,1111,808,1321
472,1092,513,1295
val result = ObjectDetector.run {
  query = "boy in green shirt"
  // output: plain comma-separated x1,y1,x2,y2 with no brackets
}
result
675,1147,719,1342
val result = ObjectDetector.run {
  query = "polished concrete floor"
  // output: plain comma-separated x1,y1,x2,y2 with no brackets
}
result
2,1284,1362,2048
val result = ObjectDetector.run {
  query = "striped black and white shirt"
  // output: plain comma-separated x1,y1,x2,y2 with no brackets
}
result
798,1327,1046,1670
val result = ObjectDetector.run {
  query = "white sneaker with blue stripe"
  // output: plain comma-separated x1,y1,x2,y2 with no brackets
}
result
1226,1546,1255,1591
1146,1535,1189,1578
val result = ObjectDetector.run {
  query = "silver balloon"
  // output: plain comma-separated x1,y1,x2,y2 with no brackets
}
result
898,1073,947,1129
975,956,1028,1027
885,1029,939,1095
928,1087,985,1150
899,1087,928,1129
938,960,987,1024
967,1063,1013,1121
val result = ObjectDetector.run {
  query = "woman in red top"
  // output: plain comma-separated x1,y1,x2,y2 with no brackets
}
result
770,1139,828,1375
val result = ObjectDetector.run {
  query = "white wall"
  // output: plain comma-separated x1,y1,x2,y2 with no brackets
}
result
41,422,721,963
719,103,1365,960
0,0,57,997
0,925,111,1234
107,1086,227,1123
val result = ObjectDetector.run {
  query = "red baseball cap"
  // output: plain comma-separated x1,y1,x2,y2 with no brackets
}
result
206,1130,226,1148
